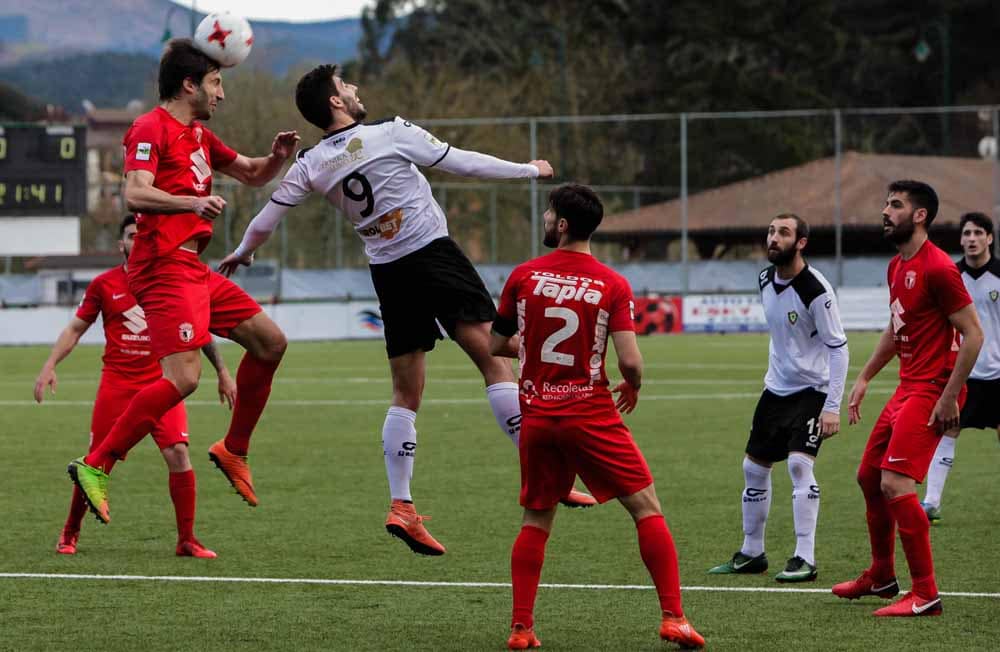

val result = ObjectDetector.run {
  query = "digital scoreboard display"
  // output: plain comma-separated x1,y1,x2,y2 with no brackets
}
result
0,124,87,216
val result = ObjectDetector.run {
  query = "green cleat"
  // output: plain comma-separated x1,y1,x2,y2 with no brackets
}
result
67,458,110,524
708,551,768,574
921,502,941,525
775,556,817,583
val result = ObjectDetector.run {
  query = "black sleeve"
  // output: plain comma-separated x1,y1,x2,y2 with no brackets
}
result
492,315,517,337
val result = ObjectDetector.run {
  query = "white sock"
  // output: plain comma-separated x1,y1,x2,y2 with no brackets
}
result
383,406,417,502
788,454,819,566
923,436,956,509
486,382,521,447
741,457,772,558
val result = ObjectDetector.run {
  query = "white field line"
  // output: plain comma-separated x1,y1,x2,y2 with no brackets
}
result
0,572,996,598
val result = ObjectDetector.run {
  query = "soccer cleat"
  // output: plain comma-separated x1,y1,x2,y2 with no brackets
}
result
872,592,942,617
56,530,79,555
559,488,598,508
208,439,258,507
67,458,110,524
707,551,768,574
385,499,446,556
660,614,705,649
921,502,942,525
507,623,541,649
831,570,900,600
775,556,817,583
176,538,218,559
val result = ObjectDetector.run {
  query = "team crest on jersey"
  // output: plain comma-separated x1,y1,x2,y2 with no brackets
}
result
321,138,366,171
991,290,999,302
904,270,916,290
179,322,194,343
787,310,798,325
346,138,363,154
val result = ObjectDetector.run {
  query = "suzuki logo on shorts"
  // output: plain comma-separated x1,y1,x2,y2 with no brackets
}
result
179,322,194,343
122,304,148,335
190,148,211,191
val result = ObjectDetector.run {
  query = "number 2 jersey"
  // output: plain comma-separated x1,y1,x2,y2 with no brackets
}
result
75,265,160,390
495,250,636,416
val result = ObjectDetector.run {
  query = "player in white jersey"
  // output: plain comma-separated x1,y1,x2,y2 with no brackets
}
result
921,212,1000,523
219,64,594,556
708,214,849,582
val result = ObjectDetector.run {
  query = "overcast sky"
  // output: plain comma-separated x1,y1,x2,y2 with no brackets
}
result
173,0,374,23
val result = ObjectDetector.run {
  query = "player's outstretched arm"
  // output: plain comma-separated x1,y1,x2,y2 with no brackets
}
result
435,148,553,180
34,317,91,403
218,131,300,187
219,200,292,276
847,322,895,425
610,330,643,414
201,341,237,409
125,170,227,219
930,304,984,430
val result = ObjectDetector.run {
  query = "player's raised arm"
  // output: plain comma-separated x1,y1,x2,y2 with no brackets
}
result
848,321,896,425
217,130,300,187
34,317,92,403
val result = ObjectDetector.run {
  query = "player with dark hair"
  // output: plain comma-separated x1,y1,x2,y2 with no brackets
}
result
219,63,595,557
37,216,236,557
708,213,848,582
491,183,704,649
834,180,983,616
922,211,1000,522
66,38,299,523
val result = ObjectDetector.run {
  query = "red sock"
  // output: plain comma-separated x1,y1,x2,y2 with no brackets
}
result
84,379,183,471
858,463,895,580
636,514,684,617
63,486,88,534
888,493,937,598
511,525,549,629
169,469,197,542
223,354,280,456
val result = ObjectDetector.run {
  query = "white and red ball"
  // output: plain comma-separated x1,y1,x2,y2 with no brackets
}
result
193,13,254,67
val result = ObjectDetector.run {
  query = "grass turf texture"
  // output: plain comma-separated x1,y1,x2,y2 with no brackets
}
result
1,333,997,650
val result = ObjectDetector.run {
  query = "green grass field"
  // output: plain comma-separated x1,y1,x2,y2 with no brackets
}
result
1,333,998,651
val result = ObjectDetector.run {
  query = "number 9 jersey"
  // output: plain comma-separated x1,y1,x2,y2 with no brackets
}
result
495,249,636,416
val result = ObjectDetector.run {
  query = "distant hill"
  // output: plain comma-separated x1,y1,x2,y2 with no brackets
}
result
0,79,45,120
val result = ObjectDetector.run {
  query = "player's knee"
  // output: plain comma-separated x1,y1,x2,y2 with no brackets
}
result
620,484,662,521
161,443,191,472
787,454,814,484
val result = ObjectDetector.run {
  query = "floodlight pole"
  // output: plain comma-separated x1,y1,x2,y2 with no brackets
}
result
834,109,843,288
680,113,689,294
994,109,999,258
530,118,539,259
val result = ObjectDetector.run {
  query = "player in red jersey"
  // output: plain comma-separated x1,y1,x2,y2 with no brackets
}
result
36,216,236,558
833,180,983,617
490,184,704,649
66,39,298,522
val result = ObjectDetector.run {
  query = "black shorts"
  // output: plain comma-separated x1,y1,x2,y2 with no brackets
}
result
369,237,496,358
959,378,1000,430
745,388,827,463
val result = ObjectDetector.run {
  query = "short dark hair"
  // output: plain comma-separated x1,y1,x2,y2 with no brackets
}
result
119,214,136,236
549,183,604,241
158,38,221,101
960,211,994,238
296,64,340,130
772,213,809,241
888,180,939,226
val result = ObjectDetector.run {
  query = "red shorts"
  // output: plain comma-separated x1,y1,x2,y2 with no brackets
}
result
519,411,654,510
90,382,188,457
129,249,262,360
861,380,967,482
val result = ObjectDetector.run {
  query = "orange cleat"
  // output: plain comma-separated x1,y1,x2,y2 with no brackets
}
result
831,570,899,601
176,538,218,559
559,488,598,508
507,623,541,649
56,530,79,555
873,592,942,617
660,614,705,649
208,439,258,506
385,499,446,556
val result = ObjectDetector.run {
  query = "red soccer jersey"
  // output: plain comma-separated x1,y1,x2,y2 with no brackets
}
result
76,265,161,389
497,249,636,416
122,107,237,260
888,239,972,382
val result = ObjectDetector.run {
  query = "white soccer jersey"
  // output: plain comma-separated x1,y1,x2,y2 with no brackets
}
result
958,257,1000,380
268,116,537,264
758,265,848,410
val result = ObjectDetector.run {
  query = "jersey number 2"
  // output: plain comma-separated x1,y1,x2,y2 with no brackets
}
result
541,307,579,366
343,172,374,217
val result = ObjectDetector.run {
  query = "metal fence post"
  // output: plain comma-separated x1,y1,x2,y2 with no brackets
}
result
680,113,689,294
530,118,539,259
334,210,344,268
278,217,287,301
834,109,844,288
490,186,498,263
994,109,1000,258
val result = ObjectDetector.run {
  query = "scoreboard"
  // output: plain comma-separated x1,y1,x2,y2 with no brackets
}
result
0,124,87,216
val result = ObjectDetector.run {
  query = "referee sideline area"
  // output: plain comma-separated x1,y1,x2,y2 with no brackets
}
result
1,572,997,598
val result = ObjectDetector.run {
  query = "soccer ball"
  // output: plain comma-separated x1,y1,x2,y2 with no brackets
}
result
193,13,254,67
